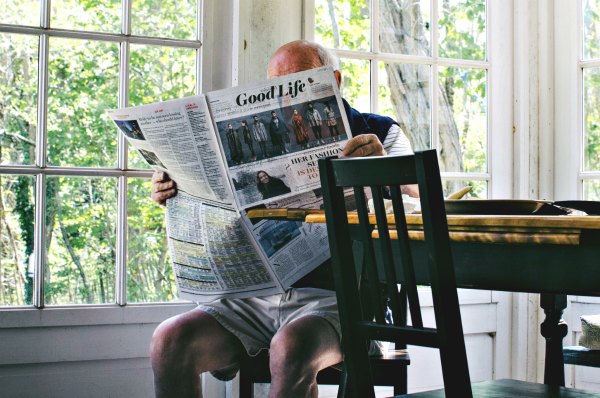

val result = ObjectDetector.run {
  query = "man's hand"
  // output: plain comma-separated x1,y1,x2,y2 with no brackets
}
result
340,134,385,158
151,171,177,206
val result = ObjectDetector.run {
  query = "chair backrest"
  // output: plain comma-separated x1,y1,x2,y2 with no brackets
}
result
318,149,472,398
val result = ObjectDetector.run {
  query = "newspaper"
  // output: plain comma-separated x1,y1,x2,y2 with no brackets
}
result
107,67,350,302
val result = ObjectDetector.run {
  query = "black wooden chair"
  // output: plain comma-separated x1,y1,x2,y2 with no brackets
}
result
318,149,600,398
237,347,409,397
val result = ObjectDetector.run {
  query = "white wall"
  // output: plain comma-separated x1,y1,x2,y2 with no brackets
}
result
0,304,196,398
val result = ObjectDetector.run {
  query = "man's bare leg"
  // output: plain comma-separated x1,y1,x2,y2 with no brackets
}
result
268,315,343,398
150,309,246,398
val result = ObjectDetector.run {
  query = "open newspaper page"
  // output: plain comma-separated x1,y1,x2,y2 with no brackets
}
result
206,66,350,287
107,97,283,302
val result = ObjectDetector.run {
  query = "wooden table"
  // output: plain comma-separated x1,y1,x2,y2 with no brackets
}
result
249,209,600,386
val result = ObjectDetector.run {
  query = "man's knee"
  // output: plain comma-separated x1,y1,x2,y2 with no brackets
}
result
150,315,192,365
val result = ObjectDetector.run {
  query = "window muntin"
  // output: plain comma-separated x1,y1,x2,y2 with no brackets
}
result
314,0,489,198
0,0,201,307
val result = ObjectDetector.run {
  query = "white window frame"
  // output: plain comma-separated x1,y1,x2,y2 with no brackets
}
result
0,0,204,311
554,0,600,200
303,0,512,198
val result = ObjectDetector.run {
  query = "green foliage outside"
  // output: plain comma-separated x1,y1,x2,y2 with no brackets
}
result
0,0,195,305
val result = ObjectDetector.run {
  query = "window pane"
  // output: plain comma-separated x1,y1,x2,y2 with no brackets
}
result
0,175,34,306
378,61,431,151
439,0,486,61
132,0,197,40
380,0,431,56
129,45,197,105
584,180,600,200
45,177,117,305
443,179,488,199
1,33,38,166
315,0,371,51
583,0,600,60
438,66,487,173
584,67,600,171
128,45,196,167
340,58,370,113
0,0,39,26
51,0,121,33
47,38,119,167
127,178,176,303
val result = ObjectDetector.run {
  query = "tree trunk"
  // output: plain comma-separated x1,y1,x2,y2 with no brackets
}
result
379,0,463,188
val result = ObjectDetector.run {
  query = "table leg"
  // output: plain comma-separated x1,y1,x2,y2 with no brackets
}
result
540,293,568,386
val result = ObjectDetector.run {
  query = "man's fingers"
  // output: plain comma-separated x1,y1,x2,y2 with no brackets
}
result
341,134,385,158
151,171,176,206
152,179,176,194
152,171,169,183
152,188,177,206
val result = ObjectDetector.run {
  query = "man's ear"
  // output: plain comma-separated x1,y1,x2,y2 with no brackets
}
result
334,70,342,88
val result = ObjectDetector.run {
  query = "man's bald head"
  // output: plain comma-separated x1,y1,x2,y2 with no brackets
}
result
267,40,342,86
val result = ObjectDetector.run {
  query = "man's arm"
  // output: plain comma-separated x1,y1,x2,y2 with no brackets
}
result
151,171,177,205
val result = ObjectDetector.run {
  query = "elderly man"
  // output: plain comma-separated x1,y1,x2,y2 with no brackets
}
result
149,40,415,398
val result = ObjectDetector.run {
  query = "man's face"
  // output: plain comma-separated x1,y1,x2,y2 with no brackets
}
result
254,116,258,121
272,112,277,118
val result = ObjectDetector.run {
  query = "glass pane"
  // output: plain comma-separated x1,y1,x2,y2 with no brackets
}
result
443,179,487,199
583,0,600,60
584,180,600,200
128,44,197,167
0,0,39,26
340,58,370,114
438,0,486,61
584,67,600,171
380,0,431,56
0,34,38,165
51,0,120,33
47,38,119,167
0,175,35,306
45,177,117,305
378,61,431,151
438,66,487,173
132,0,197,40
315,0,371,51
127,178,176,302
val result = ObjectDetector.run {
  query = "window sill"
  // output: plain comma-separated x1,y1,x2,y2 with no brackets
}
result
0,302,197,329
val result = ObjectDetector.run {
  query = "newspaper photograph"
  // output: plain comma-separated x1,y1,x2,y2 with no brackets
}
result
206,66,350,209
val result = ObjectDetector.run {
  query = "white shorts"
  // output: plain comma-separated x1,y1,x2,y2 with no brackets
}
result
198,287,341,358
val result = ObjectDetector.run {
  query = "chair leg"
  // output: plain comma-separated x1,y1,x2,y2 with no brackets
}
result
393,365,408,395
238,372,254,398
336,365,348,398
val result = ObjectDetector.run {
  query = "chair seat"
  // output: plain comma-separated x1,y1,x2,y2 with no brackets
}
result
393,379,600,397
238,349,409,396
564,345,600,367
